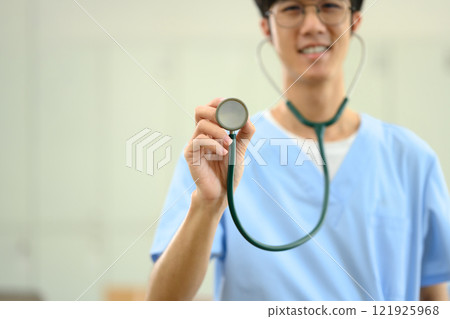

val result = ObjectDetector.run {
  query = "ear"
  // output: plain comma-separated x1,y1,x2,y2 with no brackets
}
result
351,11,362,33
260,18,272,40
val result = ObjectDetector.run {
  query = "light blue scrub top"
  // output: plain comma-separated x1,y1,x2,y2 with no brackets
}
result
150,113,450,300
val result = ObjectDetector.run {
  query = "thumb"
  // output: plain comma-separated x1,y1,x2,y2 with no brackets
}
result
235,119,256,153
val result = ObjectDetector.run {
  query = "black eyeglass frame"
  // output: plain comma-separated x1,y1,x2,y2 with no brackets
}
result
265,0,357,28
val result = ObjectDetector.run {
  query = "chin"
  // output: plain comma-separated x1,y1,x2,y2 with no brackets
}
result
287,66,332,85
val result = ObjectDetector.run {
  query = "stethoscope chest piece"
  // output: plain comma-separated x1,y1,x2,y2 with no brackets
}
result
216,98,248,132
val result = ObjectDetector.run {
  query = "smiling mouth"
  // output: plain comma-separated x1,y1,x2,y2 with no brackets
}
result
299,46,330,54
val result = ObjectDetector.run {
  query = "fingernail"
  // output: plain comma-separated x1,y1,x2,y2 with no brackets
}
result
225,136,233,145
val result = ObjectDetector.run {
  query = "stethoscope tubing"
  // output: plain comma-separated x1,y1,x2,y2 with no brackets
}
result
225,34,366,251
226,110,334,251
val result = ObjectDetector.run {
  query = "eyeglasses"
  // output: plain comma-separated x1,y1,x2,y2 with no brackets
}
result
266,0,354,28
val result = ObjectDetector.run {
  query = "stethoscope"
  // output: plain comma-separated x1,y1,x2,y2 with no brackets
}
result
215,33,366,251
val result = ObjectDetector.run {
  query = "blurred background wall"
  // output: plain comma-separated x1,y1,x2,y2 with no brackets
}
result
1,0,449,300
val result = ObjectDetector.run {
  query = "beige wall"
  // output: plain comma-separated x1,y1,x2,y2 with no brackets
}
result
1,0,449,300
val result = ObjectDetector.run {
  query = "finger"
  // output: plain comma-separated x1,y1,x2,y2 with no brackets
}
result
207,97,225,108
234,119,256,156
185,134,228,163
194,97,225,125
195,134,228,156
195,105,218,125
236,119,256,143
192,119,232,144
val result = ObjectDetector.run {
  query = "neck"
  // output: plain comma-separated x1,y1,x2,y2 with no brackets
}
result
271,71,360,141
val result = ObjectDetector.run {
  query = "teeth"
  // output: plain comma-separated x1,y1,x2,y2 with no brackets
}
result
301,46,328,54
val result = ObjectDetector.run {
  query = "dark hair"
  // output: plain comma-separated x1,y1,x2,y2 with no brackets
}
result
254,0,364,17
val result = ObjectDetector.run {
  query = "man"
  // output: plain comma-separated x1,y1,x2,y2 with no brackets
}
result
147,0,450,300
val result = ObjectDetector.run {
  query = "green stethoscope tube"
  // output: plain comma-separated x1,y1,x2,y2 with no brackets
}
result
225,34,365,251
226,98,348,251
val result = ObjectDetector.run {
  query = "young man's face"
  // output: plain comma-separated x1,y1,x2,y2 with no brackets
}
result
261,0,362,85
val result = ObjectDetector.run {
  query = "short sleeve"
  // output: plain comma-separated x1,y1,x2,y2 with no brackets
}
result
149,152,225,263
421,156,450,286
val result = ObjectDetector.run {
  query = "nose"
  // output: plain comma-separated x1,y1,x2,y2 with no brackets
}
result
299,6,327,35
